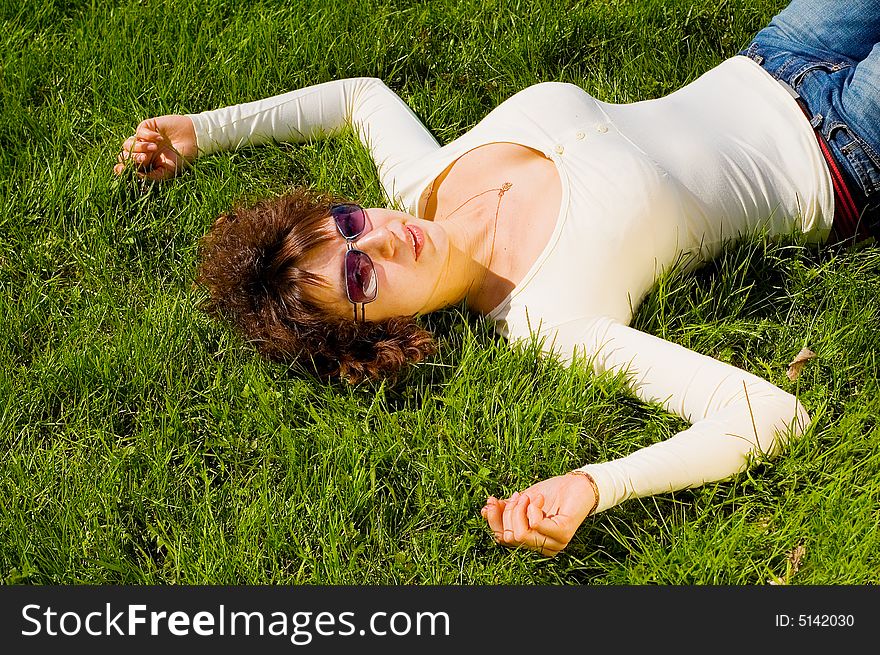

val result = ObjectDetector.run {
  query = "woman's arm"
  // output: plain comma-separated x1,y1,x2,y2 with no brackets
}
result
483,316,810,555
575,317,810,512
115,78,440,201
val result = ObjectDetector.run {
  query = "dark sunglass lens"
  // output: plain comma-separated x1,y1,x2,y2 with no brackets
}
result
344,250,377,303
331,204,366,239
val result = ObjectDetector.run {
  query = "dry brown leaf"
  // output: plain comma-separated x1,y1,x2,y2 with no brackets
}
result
787,544,806,577
787,348,816,382
768,544,807,585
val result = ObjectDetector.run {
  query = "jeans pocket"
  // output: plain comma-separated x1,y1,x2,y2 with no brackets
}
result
789,60,850,90
829,122,880,197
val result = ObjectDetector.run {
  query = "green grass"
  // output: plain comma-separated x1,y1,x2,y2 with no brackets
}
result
1,0,878,585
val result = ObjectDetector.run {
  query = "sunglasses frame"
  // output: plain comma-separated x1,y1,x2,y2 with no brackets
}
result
331,204,377,322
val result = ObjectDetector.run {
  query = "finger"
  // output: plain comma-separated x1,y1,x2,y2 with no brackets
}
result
533,493,545,512
117,145,156,170
118,153,154,174
526,494,545,529
117,139,136,164
135,118,164,142
483,498,505,543
114,154,148,171
486,495,507,513
500,492,519,544
528,532,567,557
511,494,532,542
127,140,158,154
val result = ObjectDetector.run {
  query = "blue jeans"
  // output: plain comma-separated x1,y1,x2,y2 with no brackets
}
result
740,0,880,239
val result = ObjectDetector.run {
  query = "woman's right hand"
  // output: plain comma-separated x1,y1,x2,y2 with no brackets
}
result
114,115,197,181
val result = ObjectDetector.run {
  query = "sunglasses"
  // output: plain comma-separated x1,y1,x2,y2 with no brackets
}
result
331,204,377,321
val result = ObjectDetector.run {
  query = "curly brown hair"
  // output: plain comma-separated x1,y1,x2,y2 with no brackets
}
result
195,188,436,382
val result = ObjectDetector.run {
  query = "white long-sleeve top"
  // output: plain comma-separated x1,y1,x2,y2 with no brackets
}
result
188,55,822,513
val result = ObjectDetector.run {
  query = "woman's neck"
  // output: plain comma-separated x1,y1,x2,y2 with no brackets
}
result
434,183,513,313
417,141,562,315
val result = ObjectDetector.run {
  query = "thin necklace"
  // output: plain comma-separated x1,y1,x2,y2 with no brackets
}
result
432,182,513,308
439,182,512,221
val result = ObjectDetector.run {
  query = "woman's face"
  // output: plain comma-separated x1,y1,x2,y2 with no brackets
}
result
302,207,458,321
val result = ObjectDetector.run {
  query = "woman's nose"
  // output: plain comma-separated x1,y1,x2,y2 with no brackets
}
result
354,224,396,259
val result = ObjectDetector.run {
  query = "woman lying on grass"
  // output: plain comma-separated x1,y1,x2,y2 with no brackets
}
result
115,0,878,556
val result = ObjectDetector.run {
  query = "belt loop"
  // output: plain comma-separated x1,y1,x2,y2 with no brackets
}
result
745,43,763,64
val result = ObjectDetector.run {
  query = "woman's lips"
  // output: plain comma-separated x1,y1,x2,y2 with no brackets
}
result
405,225,424,260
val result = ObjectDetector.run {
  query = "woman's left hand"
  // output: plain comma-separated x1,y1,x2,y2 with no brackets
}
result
480,473,597,557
